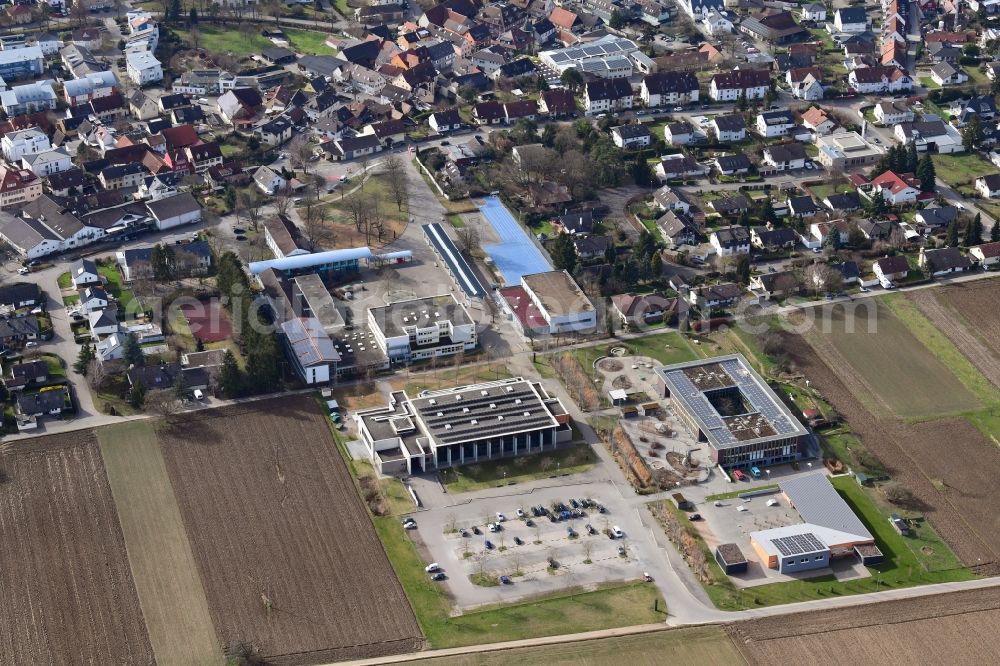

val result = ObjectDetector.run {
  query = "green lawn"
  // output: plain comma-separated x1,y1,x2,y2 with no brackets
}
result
963,65,991,86
653,475,973,611
332,0,351,16
819,427,887,476
62,294,79,307
57,271,72,289
930,153,999,187
40,353,65,378
808,182,853,201
284,28,335,55
567,331,698,371
96,263,136,314
174,26,334,58
447,214,465,228
438,445,598,493
919,76,941,89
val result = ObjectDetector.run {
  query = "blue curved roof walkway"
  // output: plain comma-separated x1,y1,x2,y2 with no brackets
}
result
479,196,553,285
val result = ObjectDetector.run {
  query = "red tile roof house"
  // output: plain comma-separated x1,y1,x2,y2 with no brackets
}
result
969,241,1000,269
873,254,909,284
610,293,676,327
864,170,920,205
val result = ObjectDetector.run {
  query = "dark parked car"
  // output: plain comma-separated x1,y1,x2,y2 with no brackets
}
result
485,540,494,550
513,536,523,545
472,526,481,535
431,572,447,581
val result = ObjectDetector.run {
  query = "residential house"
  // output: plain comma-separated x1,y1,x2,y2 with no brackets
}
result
713,154,752,176
873,100,914,126
264,215,309,259
428,109,462,133
868,170,922,205
0,81,57,117
473,100,505,125
919,246,973,276
687,282,742,308
895,120,962,153
611,293,675,326
611,124,652,148
0,165,42,209
756,110,796,138
970,241,1000,268
0,283,41,310
99,162,146,190
787,195,821,218
217,88,263,126
4,360,49,392
834,7,868,32
128,90,160,120
584,78,633,115
253,165,287,195
873,254,909,284
801,106,837,134
326,134,382,161
739,11,808,44
977,174,1000,199
801,3,827,22
710,225,751,256
749,271,798,300
573,235,612,260
125,51,163,86
709,69,770,101
640,71,699,107
503,100,539,124
751,226,798,251
69,258,100,289
823,191,861,212
653,185,692,213
185,142,224,173
0,315,39,347
710,114,747,141
656,210,699,248
88,308,119,338
930,62,969,86
655,155,706,181
664,121,694,145
257,115,294,146
538,89,577,117
848,66,912,94
762,143,807,171
1,128,49,162
77,286,110,314
709,195,750,217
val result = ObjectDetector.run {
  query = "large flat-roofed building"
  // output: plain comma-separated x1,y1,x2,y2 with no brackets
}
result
368,294,476,363
354,377,571,475
654,354,812,468
750,473,882,574
519,270,596,334
815,131,882,169
292,273,345,333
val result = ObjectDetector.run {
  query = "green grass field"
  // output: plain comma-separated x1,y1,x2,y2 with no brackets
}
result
438,445,598,493
174,26,334,58
931,153,999,188
97,263,135,315
57,271,72,289
566,331,697,372
808,182,853,201
416,625,745,666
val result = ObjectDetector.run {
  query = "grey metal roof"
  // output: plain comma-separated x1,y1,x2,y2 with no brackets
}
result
780,473,873,540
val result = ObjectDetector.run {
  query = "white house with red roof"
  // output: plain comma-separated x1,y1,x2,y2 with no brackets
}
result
865,170,920,205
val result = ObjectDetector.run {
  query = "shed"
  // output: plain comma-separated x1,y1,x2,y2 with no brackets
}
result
715,543,748,574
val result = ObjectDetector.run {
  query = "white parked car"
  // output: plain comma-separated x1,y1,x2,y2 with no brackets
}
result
17,267,29,275
736,505,748,512
193,389,204,401
611,526,624,539
424,562,440,573
487,523,497,532
495,512,506,522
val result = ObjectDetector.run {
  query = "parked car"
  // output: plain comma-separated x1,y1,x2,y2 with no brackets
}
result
525,518,534,527
750,466,761,478
611,526,624,539
567,526,576,537
688,513,702,521
597,504,607,514
424,563,440,573
617,545,626,556
472,526,481,535
516,508,525,519
733,470,747,481
487,522,498,532
496,512,506,522
513,536,523,545
17,267,29,275
499,575,511,584
569,499,579,509
586,523,596,535
431,572,447,581
484,540,494,550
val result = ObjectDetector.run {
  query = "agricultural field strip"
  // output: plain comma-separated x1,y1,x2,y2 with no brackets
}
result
729,588,1000,665
159,397,423,662
904,292,1000,391
97,421,222,666
784,331,1000,569
0,434,154,665
807,303,980,419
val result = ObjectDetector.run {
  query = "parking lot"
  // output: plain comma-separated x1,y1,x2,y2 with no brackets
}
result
406,481,661,609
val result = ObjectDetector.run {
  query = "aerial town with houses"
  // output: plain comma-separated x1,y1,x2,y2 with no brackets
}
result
0,0,999,664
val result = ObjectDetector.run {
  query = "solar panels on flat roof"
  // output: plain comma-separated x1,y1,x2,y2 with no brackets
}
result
549,52,570,63
772,532,826,556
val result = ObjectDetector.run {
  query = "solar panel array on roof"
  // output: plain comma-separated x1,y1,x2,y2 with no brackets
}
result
549,52,570,63
772,532,826,557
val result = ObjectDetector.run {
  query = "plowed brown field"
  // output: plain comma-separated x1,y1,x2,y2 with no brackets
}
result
728,587,1000,665
159,396,423,665
782,331,1000,573
0,432,154,665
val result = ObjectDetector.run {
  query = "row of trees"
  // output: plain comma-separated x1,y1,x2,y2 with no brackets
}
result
872,141,936,193
215,252,283,398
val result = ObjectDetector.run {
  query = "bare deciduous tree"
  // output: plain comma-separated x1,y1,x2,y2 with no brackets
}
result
455,227,480,255
382,154,408,211
239,189,264,233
